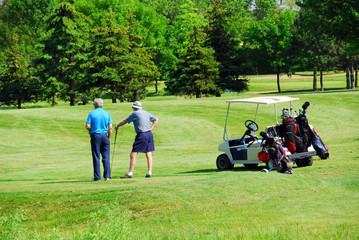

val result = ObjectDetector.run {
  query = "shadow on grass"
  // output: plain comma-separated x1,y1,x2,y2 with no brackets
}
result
179,165,268,174
179,164,311,174
39,180,90,184
0,104,52,110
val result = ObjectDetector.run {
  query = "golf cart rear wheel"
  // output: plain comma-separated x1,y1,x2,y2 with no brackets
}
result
296,157,313,167
216,154,233,170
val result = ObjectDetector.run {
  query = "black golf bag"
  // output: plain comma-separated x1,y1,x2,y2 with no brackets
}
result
282,118,306,153
279,102,329,159
260,132,294,174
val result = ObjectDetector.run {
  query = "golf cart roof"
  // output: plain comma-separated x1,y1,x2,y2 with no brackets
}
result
223,96,299,140
227,96,299,104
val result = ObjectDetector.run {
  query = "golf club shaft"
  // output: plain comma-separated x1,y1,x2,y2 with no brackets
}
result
111,130,118,173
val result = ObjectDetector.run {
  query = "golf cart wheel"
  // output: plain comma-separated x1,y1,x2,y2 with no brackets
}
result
296,157,313,167
216,154,233,170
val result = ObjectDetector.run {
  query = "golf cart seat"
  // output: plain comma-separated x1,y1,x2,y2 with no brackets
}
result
228,136,257,147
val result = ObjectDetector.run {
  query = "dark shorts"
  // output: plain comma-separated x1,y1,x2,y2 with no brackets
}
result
132,131,155,153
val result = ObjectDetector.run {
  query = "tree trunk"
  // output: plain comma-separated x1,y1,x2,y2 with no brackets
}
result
320,70,324,91
112,94,117,103
155,79,159,95
350,63,355,89
355,65,358,88
313,67,317,91
53,93,57,107
119,92,124,102
276,68,281,93
196,89,202,98
17,98,21,109
346,67,350,89
70,94,75,106
133,90,137,101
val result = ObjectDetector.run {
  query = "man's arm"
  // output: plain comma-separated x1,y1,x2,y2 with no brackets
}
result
108,124,113,139
115,120,128,131
151,118,159,131
85,123,91,132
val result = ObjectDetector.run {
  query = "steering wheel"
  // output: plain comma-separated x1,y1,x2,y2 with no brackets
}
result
238,120,259,146
245,120,258,133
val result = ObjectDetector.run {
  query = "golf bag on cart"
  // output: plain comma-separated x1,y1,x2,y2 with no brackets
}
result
259,132,294,174
295,102,329,159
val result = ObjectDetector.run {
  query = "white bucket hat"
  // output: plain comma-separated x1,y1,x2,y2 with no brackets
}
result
132,101,142,109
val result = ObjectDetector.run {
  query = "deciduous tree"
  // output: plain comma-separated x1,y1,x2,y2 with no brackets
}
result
0,33,39,108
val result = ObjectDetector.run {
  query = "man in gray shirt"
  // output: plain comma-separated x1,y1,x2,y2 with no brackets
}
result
115,101,159,178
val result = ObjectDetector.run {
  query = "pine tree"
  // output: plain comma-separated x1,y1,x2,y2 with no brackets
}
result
36,2,90,106
120,10,159,102
89,11,131,103
205,0,248,93
170,25,220,98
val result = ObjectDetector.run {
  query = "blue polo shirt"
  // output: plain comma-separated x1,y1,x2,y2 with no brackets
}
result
86,108,112,135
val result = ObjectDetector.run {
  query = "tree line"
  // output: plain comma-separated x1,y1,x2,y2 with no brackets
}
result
0,0,358,108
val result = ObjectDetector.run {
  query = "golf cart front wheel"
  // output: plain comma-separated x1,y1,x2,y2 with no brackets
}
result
216,154,233,170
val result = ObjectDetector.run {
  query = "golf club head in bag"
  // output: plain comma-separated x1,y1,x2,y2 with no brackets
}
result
259,131,293,174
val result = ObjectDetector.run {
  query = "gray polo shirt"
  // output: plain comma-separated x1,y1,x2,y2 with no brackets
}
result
126,109,157,134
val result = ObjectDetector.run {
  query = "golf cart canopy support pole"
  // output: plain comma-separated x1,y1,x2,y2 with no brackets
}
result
223,102,231,140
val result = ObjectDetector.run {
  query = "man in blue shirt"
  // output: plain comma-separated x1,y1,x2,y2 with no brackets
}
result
86,98,113,181
115,101,159,178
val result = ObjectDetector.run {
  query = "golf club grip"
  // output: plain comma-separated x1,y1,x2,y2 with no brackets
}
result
260,131,268,139
302,101,310,110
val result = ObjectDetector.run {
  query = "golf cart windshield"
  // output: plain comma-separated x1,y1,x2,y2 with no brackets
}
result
223,96,299,140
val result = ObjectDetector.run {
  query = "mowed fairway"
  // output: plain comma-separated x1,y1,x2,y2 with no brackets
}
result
1,78,359,239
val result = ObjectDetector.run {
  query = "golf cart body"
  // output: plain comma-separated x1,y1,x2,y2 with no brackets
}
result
217,96,322,171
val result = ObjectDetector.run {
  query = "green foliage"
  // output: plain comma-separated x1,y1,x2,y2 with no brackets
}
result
36,2,91,106
173,0,208,56
119,10,160,102
0,33,39,108
168,25,220,98
0,0,61,58
298,0,359,54
205,0,248,92
0,0,358,105
89,11,131,102
246,9,297,91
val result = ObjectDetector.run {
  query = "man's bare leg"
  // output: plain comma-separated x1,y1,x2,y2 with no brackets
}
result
146,152,153,171
129,152,138,173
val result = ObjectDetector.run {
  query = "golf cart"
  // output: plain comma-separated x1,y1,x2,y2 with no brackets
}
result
216,96,329,172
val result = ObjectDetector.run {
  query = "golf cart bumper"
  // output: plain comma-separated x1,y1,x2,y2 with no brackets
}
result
286,146,317,160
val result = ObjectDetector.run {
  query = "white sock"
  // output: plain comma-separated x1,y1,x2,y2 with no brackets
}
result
128,172,133,176
147,171,152,175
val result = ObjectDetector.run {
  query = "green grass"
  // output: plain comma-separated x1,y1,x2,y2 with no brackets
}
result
1,75,359,239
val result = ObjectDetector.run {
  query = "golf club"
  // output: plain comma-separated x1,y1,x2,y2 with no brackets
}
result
111,130,118,173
